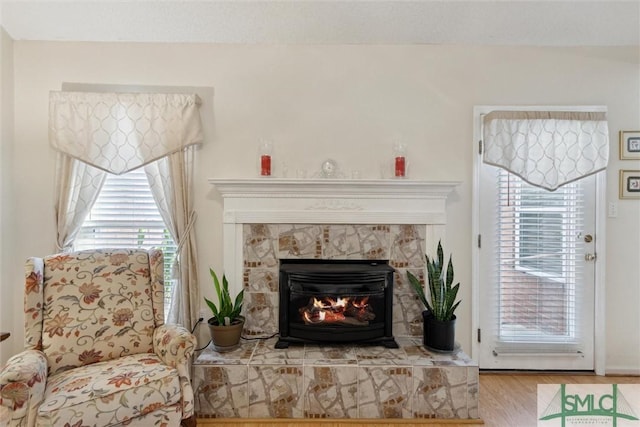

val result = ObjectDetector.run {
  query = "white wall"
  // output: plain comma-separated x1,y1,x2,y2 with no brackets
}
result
0,27,15,364
4,41,640,372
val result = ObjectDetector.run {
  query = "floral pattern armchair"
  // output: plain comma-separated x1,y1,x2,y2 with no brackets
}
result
0,248,197,427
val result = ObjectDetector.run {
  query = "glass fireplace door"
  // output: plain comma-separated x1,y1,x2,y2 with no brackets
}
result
276,260,397,349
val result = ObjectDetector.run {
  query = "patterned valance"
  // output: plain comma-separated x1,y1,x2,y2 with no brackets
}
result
49,91,203,175
483,110,609,190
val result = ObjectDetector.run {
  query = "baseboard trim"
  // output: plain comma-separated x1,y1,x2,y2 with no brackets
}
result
196,418,484,426
480,369,595,375
480,368,640,377
605,367,640,376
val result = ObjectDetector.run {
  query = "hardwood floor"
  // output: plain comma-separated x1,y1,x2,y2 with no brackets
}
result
196,372,639,427
478,372,638,427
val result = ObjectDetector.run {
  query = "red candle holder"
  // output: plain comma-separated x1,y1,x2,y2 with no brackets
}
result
395,156,406,178
258,139,273,177
393,141,407,178
261,154,272,176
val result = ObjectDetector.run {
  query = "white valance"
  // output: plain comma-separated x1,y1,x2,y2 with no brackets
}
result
483,111,609,190
49,91,204,175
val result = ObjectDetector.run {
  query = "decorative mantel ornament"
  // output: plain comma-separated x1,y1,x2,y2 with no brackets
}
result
320,159,339,178
310,158,345,179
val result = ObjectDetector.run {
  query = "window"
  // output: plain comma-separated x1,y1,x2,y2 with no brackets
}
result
495,168,584,342
75,168,177,315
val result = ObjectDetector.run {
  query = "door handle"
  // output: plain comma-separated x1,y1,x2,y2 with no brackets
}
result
585,253,597,262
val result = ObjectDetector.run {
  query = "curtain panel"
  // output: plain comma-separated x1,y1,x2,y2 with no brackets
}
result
49,91,203,175
145,148,199,330
54,154,108,252
49,91,204,328
482,111,609,190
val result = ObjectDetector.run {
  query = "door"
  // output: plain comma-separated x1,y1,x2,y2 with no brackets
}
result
476,129,599,371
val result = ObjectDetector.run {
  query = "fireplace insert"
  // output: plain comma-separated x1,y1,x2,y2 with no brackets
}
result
275,259,398,349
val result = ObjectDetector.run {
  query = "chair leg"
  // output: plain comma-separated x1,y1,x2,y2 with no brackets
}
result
181,415,196,427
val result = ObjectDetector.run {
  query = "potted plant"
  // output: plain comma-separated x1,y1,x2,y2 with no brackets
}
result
204,268,245,352
407,240,461,351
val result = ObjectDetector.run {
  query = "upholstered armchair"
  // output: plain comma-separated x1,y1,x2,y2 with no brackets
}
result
0,248,197,427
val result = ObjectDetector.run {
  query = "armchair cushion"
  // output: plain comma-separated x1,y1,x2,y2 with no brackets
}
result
39,353,181,426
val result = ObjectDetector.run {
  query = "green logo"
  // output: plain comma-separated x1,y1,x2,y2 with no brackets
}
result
539,384,639,427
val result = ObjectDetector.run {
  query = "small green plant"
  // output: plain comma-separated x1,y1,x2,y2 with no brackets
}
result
204,268,244,326
407,240,460,322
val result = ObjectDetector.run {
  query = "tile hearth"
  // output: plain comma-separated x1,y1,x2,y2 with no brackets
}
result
192,337,479,420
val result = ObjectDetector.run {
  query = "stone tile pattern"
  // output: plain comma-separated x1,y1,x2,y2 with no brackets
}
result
192,337,478,420
242,223,428,338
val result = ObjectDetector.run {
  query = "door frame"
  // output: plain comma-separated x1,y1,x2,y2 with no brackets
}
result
471,105,607,375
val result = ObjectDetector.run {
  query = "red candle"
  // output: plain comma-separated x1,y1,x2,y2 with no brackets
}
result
395,156,405,177
261,154,271,176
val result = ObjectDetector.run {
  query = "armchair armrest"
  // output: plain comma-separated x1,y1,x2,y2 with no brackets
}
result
153,324,197,368
0,350,47,427
153,324,197,419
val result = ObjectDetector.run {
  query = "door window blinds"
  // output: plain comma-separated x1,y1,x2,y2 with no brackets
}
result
493,168,585,354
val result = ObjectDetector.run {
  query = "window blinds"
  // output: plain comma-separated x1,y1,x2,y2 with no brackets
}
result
493,168,585,354
75,168,177,312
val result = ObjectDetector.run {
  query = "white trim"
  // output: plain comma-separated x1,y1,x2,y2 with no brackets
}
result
471,109,483,362
604,367,640,376
222,210,447,225
209,178,460,296
594,172,607,376
209,178,459,199
472,105,607,373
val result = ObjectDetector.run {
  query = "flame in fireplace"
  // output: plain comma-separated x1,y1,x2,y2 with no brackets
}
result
300,296,375,326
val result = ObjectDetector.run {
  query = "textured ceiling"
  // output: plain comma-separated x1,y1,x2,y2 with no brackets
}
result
1,1,639,46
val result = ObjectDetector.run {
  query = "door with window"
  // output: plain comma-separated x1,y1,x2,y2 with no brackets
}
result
475,107,605,371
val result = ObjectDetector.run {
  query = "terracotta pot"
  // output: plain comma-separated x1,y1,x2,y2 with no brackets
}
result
208,316,245,352
422,310,456,352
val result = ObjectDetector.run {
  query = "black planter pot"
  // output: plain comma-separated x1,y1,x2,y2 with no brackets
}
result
422,310,456,351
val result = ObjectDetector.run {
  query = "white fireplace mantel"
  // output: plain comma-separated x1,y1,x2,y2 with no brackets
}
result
209,178,459,225
209,178,459,289
209,178,458,198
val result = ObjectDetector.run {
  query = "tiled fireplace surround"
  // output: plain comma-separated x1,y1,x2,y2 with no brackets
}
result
193,179,478,420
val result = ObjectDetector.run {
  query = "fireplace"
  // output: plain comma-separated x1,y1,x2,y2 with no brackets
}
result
208,179,458,344
276,259,398,349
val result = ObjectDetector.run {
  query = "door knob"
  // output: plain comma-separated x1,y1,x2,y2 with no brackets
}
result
584,234,593,243
584,253,597,261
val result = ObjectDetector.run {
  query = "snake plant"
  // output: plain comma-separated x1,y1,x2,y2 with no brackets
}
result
407,240,460,322
204,268,244,326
